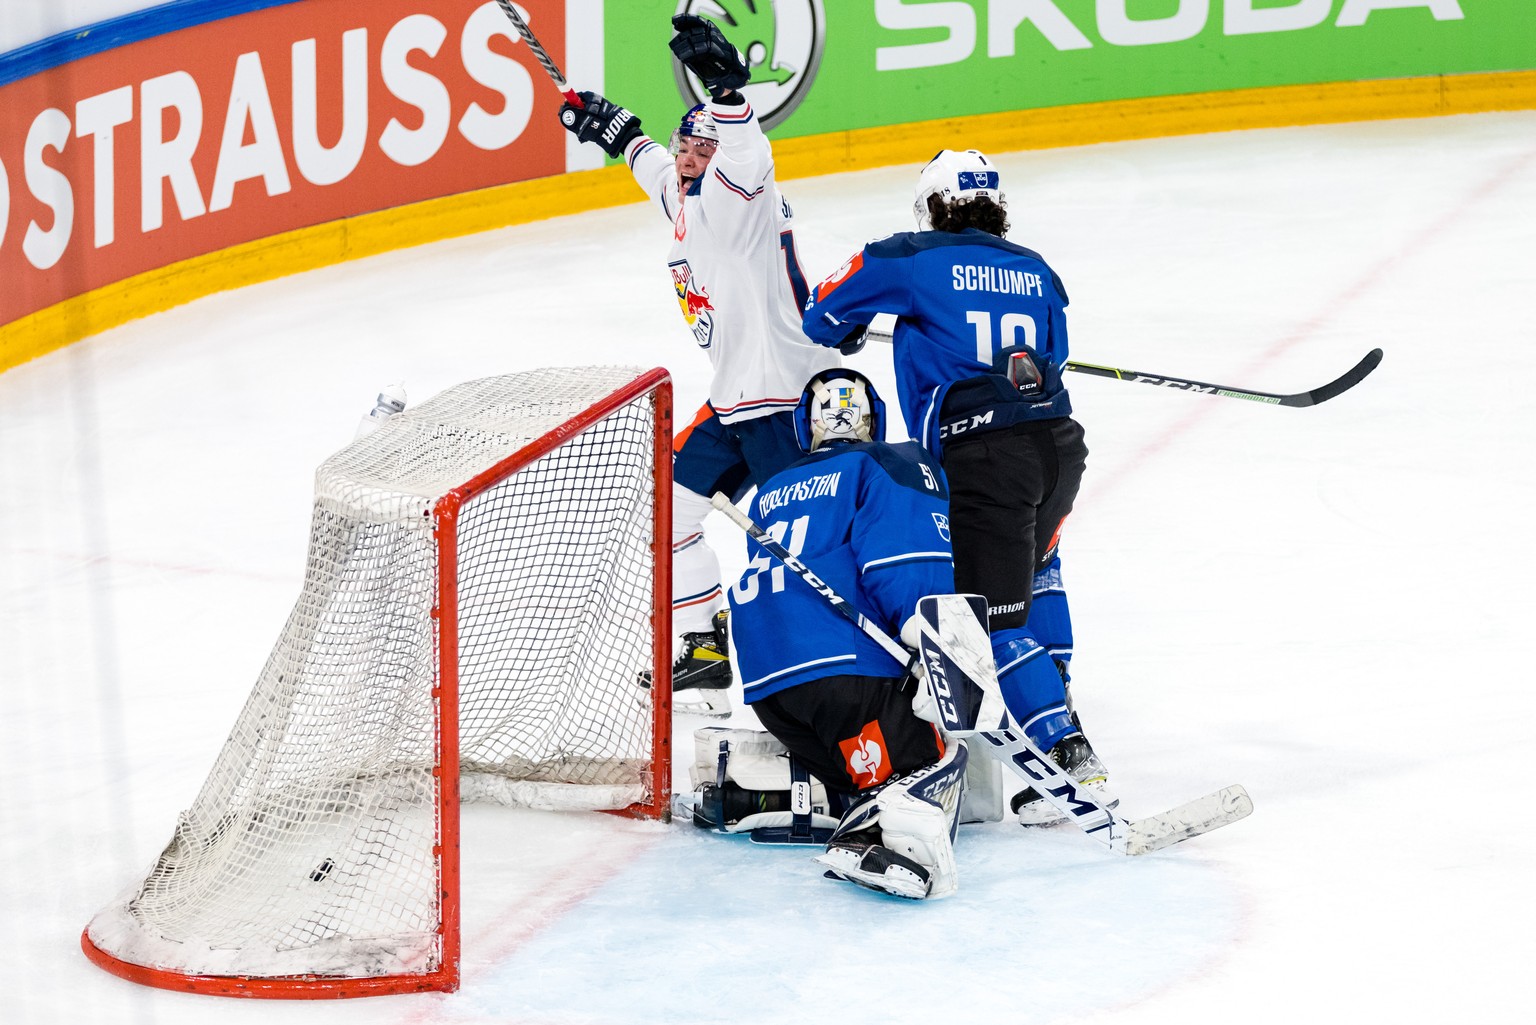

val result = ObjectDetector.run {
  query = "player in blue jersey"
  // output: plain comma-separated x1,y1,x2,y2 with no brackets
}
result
725,368,968,898
800,150,1106,825
558,14,831,717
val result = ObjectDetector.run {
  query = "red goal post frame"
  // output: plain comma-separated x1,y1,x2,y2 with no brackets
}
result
432,366,674,994
80,366,674,998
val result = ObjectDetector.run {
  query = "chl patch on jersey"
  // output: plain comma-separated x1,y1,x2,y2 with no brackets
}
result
932,512,950,542
670,259,716,349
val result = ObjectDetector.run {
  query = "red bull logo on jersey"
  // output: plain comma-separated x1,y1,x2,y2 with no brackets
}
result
669,258,716,348
839,720,892,789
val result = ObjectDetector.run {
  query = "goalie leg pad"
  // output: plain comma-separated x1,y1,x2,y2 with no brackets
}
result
959,741,1005,824
816,799,928,899
816,840,931,901
815,741,969,899
877,741,968,898
687,728,839,841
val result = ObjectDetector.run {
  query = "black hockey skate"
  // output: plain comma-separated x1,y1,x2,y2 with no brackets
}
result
672,610,732,717
1010,733,1113,827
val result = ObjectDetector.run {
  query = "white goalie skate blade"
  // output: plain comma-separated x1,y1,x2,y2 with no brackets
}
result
814,849,930,900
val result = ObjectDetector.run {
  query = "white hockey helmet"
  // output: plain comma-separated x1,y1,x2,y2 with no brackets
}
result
913,149,1004,230
670,103,719,153
795,369,886,452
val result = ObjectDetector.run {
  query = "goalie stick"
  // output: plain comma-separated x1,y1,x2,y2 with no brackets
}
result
493,1,583,107
710,492,1253,855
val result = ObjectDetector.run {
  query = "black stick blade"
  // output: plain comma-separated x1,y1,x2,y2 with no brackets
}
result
1282,347,1383,407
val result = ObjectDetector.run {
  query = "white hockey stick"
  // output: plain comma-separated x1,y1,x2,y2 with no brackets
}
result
711,493,1253,855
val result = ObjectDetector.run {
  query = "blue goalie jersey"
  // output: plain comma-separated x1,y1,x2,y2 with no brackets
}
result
802,228,1070,451
728,440,955,704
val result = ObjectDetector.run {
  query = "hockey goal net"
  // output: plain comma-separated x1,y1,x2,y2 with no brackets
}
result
82,366,672,997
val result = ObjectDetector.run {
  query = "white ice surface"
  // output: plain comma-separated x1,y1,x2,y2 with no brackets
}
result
3,111,1534,1024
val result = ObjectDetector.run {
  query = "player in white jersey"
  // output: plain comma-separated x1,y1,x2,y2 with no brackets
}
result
559,14,832,717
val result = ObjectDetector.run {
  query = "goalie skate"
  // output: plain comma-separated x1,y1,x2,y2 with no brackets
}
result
815,836,930,901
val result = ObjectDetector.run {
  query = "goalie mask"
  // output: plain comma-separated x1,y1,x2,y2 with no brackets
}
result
794,369,887,452
670,103,720,154
913,149,1004,230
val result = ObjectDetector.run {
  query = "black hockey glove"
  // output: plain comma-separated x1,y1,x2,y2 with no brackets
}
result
558,91,643,159
669,14,749,98
836,325,868,356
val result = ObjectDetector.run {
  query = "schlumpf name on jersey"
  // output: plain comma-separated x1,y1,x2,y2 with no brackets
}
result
758,471,842,517
952,266,1044,296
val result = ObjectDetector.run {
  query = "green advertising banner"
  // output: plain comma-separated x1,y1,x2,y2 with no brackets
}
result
605,1,1536,139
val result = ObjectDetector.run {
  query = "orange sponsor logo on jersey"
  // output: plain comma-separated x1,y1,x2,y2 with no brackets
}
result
839,719,892,790
815,251,863,300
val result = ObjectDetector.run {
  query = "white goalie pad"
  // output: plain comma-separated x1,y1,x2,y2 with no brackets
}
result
905,594,1007,736
816,741,970,899
878,741,968,898
688,727,839,840
959,742,1005,823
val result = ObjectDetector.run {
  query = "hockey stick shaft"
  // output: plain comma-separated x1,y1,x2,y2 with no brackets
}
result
711,492,1254,854
1062,348,1383,408
862,318,1380,409
493,1,582,106
710,493,910,667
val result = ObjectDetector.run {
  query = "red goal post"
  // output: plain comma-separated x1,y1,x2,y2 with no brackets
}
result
82,366,673,997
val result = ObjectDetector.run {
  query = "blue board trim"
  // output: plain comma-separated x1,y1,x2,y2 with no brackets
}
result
1,0,302,89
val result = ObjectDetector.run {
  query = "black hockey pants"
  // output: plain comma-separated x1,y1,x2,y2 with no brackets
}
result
754,675,945,796
942,416,1087,632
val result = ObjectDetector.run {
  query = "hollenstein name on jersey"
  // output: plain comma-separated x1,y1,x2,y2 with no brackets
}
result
758,470,842,518
953,265,1046,296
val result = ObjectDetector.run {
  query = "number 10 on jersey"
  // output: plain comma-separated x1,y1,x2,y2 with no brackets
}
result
966,310,1038,364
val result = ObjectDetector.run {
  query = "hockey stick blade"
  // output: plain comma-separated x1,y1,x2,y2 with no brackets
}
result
1291,347,1383,406
1115,784,1254,855
1064,347,1383,408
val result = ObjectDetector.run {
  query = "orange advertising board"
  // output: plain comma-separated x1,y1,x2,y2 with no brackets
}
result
0,0,570,329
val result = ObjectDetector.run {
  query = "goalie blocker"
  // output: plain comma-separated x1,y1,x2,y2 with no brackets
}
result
904,593,1007,736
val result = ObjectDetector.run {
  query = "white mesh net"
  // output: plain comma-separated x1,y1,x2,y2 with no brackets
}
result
85,367,665,986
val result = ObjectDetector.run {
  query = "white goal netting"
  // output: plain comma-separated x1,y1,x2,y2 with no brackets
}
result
84,367,668,990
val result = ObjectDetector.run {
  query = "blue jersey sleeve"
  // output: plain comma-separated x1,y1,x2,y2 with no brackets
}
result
801,239,916,349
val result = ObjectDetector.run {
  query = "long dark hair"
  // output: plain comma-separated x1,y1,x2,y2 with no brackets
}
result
927,194,1009,236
